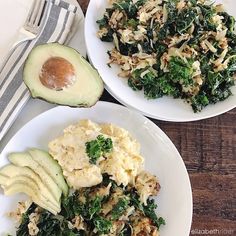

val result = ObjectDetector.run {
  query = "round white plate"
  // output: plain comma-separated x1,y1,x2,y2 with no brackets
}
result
0,102,192,236
85,0,236,122
0,0,86,151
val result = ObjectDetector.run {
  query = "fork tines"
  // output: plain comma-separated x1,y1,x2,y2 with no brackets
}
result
24,0,48,33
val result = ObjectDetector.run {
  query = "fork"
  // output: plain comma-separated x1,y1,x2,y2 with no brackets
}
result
0,0,50,74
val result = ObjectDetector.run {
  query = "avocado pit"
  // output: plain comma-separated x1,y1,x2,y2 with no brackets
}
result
39,57,76,90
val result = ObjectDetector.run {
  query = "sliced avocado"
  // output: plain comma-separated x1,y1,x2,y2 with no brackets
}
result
8,152,62,202
0,164,60,210
28,148,68,196
23,43,104,107
4,182,58,215
1,175,60,213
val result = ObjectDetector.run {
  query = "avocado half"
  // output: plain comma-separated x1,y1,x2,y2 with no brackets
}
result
23,43,104,107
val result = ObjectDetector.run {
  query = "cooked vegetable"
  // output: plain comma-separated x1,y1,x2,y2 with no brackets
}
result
130,191,165,229
111,197,130,220
93,216,112,234
17,204,84,236
85,135,113,164
97,0,236,112
16,174,164,235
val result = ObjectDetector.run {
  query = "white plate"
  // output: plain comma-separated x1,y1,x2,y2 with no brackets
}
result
85,0,236,122
0,102,192,236
0,0,86,150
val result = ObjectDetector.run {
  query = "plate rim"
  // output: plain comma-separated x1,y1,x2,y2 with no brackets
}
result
0,101,193,235
84,0,236,122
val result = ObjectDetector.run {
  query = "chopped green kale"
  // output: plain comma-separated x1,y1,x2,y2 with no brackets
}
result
88,196,102,219
130,191,165,229
143,199,166,229
93,216,112,234
85,135,113,164
111,197,130,220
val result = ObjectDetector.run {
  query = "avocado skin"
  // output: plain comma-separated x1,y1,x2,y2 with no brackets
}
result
23,43,104,107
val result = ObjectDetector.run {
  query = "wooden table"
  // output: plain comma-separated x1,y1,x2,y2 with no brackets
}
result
78,1,236,235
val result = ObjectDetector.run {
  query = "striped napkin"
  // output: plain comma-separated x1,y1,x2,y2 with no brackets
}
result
0,0,79,141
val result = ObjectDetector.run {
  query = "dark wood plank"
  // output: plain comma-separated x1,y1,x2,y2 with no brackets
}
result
78,1,236,235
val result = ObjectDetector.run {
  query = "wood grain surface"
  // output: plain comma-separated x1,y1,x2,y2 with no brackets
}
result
78,1,236,235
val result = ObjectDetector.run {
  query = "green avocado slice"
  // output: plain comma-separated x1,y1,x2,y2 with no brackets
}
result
23,43,104,107
2,176,60,213
4,182,58,215
8,152,62,202
28,148,68,196
0,164,60,212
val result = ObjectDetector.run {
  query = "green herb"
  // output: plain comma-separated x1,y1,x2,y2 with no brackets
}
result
61,193,85,219
112,0,146,18
130,191,165,229
93,216,112,234
191,92,209,112
176,8,197,34
96,18,108,29
88,196,102,219
168,57,195,90
126,18,138,28
220,12,235,32
143,199,166,229
85,135,113,164
111,198,130,220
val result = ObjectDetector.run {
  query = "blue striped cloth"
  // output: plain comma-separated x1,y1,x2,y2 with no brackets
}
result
0,0,78,141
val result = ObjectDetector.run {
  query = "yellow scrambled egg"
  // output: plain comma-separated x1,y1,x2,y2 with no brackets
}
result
48,120,144,189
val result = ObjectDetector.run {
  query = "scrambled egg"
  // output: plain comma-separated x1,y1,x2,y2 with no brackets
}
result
48,120,144,189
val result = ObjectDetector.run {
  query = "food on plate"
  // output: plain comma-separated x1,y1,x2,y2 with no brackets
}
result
0,165,60,215
97,0,236,112
14,173,164,236
23,43,104,107
0,120,165,235
9,149,68,197
48,120,144,189
0,148,67,215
